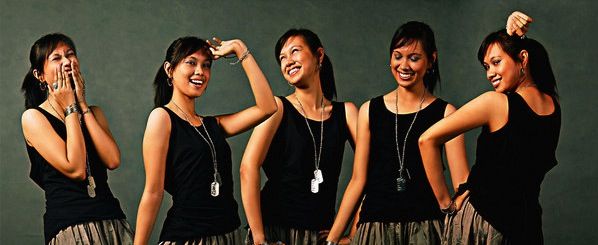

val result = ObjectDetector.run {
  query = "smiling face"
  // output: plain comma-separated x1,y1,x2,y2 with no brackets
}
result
36,42,77,84
278,35,322,87
167,49,212,98
390,40,432,89
482,43,523,93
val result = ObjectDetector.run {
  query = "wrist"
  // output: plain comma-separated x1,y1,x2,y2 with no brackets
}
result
440,199,457,215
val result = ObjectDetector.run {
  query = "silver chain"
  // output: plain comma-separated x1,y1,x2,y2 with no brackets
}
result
295,94,324,172
172,101,220,181
395,89,426,179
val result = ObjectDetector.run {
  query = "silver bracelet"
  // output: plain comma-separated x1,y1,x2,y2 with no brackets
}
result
81,107,92,115
229,49,250,65
325,241,339,245
64,103,80,118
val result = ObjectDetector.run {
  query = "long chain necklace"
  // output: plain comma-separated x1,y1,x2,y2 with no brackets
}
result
172,101,221,197
295,94,325,194
395,89,426,192
48,100,96,197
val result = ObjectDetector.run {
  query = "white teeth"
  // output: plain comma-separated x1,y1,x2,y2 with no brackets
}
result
190,80,203,85
288,67,300,76
492,79,501,87
399,72,413,80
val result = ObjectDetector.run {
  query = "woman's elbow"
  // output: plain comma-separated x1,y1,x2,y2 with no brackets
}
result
105,156,121,170
239,161,258,183
68,167,87,181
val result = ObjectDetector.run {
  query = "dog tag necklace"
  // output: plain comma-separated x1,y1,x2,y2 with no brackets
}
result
295,94,325,193
395,89,425,192
49,100,96,197
173,102,221,197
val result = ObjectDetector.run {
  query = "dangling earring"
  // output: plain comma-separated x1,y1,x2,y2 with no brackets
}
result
167,77,173,86
520,67,525,77
39,82,47,91
319,63,322,70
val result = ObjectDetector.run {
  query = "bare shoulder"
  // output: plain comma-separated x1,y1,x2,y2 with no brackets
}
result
147,107,170,124
344,101,358,114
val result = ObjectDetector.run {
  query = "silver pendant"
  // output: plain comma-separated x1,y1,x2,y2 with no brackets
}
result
396,177,407,192
210,181,220,197
87,184,96,198
214,172,222,185
88,176,96,188
314,169,324,184
310,178,319,193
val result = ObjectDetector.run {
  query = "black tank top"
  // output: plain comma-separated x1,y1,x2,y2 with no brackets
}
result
260,96,353,230
466,93,561,243
26,107,126,244
159,107,240,241
360,96,446,223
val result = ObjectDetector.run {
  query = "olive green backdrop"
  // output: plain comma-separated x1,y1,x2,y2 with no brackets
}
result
1,0,596,244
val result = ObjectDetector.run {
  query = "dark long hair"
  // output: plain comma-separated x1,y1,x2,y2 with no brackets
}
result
154,36,211,107
274,29,336,101
477,29,558,98
389,21,441,93
21,33,77,109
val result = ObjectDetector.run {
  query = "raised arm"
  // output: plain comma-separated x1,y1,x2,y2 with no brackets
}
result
22,66,86,180
71,60,121,170
419,92,507,210
134,108,171,245
327,101,370,243
239,97,284,244
208,39,277,137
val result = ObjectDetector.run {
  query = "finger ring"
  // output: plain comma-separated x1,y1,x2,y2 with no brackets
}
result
53,83,58,89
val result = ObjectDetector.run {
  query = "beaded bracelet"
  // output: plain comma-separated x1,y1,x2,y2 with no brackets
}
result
441,199,457,215
229,49,250,65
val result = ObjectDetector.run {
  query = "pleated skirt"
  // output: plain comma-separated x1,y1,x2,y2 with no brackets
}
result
442,197,507,245
159,228,243,245
246,226,327,245
351,220,442,245
48,219,133,245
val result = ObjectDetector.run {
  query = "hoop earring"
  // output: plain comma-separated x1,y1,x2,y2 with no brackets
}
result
167,78,173,86
39,82,47,91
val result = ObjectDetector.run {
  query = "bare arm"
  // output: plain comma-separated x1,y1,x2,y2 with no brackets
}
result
239,97,284,244
22,109,87,180
419,92,507,208
327,101,370,242
442,104,469,191
134,108,170,245
77,105,121,170
211,40,277,137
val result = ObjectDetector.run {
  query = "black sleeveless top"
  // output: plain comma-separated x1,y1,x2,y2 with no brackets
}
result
260,96,353,230
25,107,126,244
360,96,447,223
159,107,240,242
466,93,561,243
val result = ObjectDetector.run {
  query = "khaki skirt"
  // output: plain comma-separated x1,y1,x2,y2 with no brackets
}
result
159,228,243,245
442,197,507,245
351,220,442,245
48,219,133,245
246,226,326,245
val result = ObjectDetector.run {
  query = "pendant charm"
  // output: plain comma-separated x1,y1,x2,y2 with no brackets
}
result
310,178,319,193
210,181,220,197
314,169,324,184
87,184,96,198
214,172,222,185
88,176,96,188
396,177,407,192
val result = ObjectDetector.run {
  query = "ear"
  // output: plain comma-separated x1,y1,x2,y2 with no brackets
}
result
163,61,173,78
429,51,438,69
316,47,325,65
32,69,44,82
519,49,529,68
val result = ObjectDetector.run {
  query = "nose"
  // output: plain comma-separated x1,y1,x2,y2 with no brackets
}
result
194,67,204,76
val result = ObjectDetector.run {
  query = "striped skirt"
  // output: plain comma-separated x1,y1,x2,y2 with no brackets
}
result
442,197,507,245
159,228,243,245
48,219,133,245
246,226,327,245
351,220,442,245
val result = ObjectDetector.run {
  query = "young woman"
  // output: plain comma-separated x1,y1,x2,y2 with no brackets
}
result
419,12,560,244
325,21,468,245
134,36,277,244
240,29,358,244
20,33,133,244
